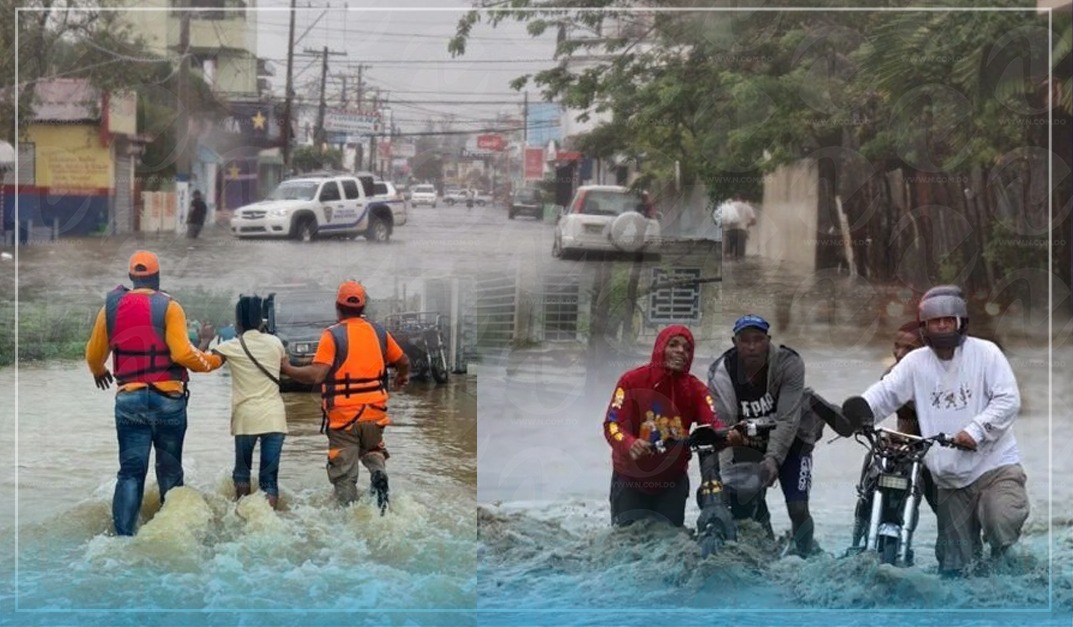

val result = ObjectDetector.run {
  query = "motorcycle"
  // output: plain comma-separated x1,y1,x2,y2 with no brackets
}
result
840,396,970,566
658,419,778,557
385,312,450,384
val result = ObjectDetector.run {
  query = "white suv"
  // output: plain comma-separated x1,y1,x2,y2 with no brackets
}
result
230,172,401,242
552,185,661,259
410,184,438,208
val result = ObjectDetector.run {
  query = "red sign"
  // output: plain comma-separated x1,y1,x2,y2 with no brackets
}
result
524,148,544,181
378,142,392,158
556,150,581,162
476,134,505,151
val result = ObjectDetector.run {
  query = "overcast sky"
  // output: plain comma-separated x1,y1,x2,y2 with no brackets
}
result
254,0,560,135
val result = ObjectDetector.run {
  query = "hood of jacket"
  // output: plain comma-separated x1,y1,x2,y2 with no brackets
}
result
648,324,695,377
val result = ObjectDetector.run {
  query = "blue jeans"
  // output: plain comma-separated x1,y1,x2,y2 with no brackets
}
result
233,433,285,496
113,388,188,536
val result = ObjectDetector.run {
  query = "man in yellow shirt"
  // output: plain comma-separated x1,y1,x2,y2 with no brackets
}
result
85,250,223,536
281,281,409,512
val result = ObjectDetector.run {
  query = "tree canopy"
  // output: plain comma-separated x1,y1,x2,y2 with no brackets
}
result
450,1,1066,204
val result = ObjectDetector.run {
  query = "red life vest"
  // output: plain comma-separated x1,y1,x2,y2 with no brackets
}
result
105,287,188,386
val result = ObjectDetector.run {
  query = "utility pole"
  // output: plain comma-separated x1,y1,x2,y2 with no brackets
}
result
176,1,192,234
521,91,529,183
281,0,296,172
356,64,368,111
302,46,347,149
177,4,191,181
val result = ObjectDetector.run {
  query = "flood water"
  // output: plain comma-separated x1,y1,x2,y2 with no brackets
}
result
0,364,477,626
2,220,1071,626
476,257,1073,627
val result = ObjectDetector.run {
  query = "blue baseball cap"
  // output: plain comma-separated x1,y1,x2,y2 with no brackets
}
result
733,314,770,335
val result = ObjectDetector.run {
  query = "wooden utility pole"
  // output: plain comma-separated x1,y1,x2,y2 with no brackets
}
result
281,0,296,171
303,46,347,149
177,3,192,181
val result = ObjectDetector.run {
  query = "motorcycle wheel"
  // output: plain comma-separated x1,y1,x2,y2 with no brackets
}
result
699,531,724,558
879,536,899,565
431,348,450,384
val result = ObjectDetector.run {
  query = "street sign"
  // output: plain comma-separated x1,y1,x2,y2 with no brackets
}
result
324,110,381,135
476,134,505,151
524,147,544,180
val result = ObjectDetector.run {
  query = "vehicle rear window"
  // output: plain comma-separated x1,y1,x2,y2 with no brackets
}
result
516,189,541,201
578,190,643,216
414,185,434,193
340,179,360,200
373,182,389,196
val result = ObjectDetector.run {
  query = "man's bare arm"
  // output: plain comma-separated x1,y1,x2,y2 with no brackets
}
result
280,359,330,385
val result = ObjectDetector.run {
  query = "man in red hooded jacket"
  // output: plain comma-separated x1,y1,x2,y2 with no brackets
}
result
603,325,727,527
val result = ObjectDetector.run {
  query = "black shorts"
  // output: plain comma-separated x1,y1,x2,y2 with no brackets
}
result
609,471,689,527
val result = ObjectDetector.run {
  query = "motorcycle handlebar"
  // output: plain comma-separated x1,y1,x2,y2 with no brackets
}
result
861,427,973,452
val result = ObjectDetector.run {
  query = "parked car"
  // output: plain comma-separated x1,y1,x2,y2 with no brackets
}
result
473,190,493,207
410,184,438,208
371,180,408,227
444,189,469,206
508,187,544,220
261,288,337,392
230,171,400,242
552,185,661,259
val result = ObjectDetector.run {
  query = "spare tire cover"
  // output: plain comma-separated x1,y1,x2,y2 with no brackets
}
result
609,211,650,252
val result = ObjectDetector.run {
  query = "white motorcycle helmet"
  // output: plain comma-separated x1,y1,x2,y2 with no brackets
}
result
917,285,968,349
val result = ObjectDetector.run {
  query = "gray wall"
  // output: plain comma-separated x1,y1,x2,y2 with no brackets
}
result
756,160,820,272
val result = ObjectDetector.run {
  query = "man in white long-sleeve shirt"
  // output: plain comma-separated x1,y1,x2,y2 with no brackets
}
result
856,285,1029,576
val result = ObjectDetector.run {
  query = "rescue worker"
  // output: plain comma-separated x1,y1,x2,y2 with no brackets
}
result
280,281,410,511
85,250,223,536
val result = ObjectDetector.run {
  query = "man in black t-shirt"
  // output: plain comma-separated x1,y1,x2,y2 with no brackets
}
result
706,314,823,556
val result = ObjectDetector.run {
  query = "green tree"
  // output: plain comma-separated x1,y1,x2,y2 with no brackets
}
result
291,145,343,173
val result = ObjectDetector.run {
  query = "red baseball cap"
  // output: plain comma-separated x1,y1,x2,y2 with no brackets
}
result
128,250,160,277
336,280,367,308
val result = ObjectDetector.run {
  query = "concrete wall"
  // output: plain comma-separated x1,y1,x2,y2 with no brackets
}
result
755,160,820,273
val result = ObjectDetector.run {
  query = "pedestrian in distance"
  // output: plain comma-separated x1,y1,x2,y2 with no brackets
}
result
187,190,207,239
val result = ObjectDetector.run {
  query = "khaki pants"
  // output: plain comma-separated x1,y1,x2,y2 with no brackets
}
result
326,421,388,506
936,463,1029,573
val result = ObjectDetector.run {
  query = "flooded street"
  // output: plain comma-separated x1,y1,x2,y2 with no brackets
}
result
2,206,1071,626
476,255,1073,626
1,210,487,625
7,203,553,304
0,364,476,625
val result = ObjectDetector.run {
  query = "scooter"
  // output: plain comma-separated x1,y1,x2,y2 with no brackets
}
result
840,397,970,566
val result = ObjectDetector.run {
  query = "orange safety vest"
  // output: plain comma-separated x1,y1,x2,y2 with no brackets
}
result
321,318,389,430
105,287,188,387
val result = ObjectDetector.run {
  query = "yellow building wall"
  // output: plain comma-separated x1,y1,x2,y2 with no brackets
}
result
27,125,114,193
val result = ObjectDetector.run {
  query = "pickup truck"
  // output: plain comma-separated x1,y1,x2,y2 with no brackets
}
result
230,171,403,242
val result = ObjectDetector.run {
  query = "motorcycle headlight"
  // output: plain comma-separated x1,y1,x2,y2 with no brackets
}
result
878,473,909,491
291,341,315,355
269,208,290,217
